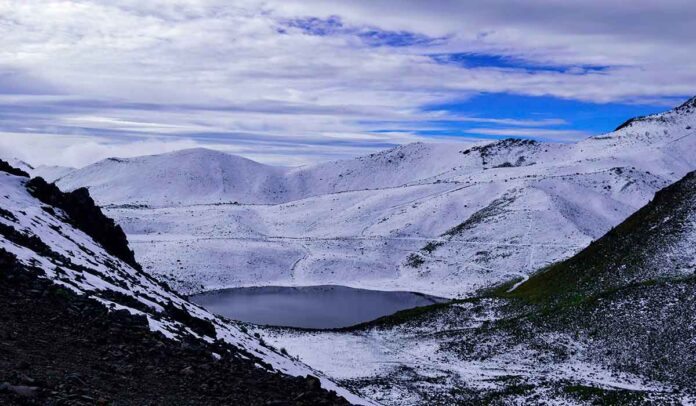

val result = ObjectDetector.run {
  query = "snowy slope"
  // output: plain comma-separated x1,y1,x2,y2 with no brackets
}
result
282,142,484,199
31,164,75,182
263,171,696,405
57,148,289,206
5,159,74,183
56,97,696,297
0,166,368,405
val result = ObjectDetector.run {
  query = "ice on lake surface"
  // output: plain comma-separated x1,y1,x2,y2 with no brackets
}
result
190,285,447,329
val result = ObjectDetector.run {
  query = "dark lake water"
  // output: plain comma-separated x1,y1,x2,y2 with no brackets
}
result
189,285,447,329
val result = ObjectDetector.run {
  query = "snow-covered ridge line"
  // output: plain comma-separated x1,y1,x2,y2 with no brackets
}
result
37,97,696,298
612,95,696,132
0,165,369,405
53,97,695,208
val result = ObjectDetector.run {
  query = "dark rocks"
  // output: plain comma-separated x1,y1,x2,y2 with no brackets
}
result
0,159,29,177
0,383,39,398
179,366,195,376
0,248,352,405
25,176,141,270
614,116,642,131
65,373,86,386
305,375,322,391
0,222,55,260
164,300,217,338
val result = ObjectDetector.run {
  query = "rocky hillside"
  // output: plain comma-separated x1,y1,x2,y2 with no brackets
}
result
262,171,696,404
510,171,696,302
0,249,349,405
0,161,364,405
502,170,696,390
25,176,140,269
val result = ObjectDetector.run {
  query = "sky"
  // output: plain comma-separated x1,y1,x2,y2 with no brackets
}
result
0,0,694,168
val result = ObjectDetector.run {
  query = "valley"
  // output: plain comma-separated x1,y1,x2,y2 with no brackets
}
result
0,162,366,405
4,3,695,404
4,96,696,405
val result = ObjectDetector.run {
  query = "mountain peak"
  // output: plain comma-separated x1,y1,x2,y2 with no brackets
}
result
675,95,696,112
103,147,233,163
57,146,287,206
613,95,696,131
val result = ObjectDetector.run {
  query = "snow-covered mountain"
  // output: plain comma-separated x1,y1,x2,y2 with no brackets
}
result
6,158,75,183
0,162,366,404
57,148,288,206
30,164,75,182
52,97,696,297
57,142,495,207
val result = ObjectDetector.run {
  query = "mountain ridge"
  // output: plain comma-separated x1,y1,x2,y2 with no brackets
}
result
21,97,696,297
509,170,696,303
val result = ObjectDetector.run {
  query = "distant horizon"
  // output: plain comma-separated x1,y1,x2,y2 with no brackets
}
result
10,95,690,171
2,1,694,167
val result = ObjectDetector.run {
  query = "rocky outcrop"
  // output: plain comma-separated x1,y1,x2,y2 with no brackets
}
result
24,177,140,270
0,159,139,270
0,159,29,178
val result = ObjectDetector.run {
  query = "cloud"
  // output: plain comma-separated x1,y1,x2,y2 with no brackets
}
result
0,132,203,168
0,130,480,168
0,1,693,165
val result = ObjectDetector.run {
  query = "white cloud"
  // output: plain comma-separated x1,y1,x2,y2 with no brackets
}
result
0,0,693,165
0,129,480,168
0,132,202,168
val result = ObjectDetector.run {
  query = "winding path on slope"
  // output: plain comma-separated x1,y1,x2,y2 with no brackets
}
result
505,273,530,293
289,243,311,282
507,218,536,292
128,233,578,248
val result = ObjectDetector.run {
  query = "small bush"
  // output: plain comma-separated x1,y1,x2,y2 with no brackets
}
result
422,241,443,253
406,253,425,268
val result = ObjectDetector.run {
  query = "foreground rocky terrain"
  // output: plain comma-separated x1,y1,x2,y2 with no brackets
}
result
0,249,349,405
0,161,362,405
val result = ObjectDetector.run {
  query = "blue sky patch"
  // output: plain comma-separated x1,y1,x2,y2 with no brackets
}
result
430,53,609,73
379,93,672,141
283,16,439,47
